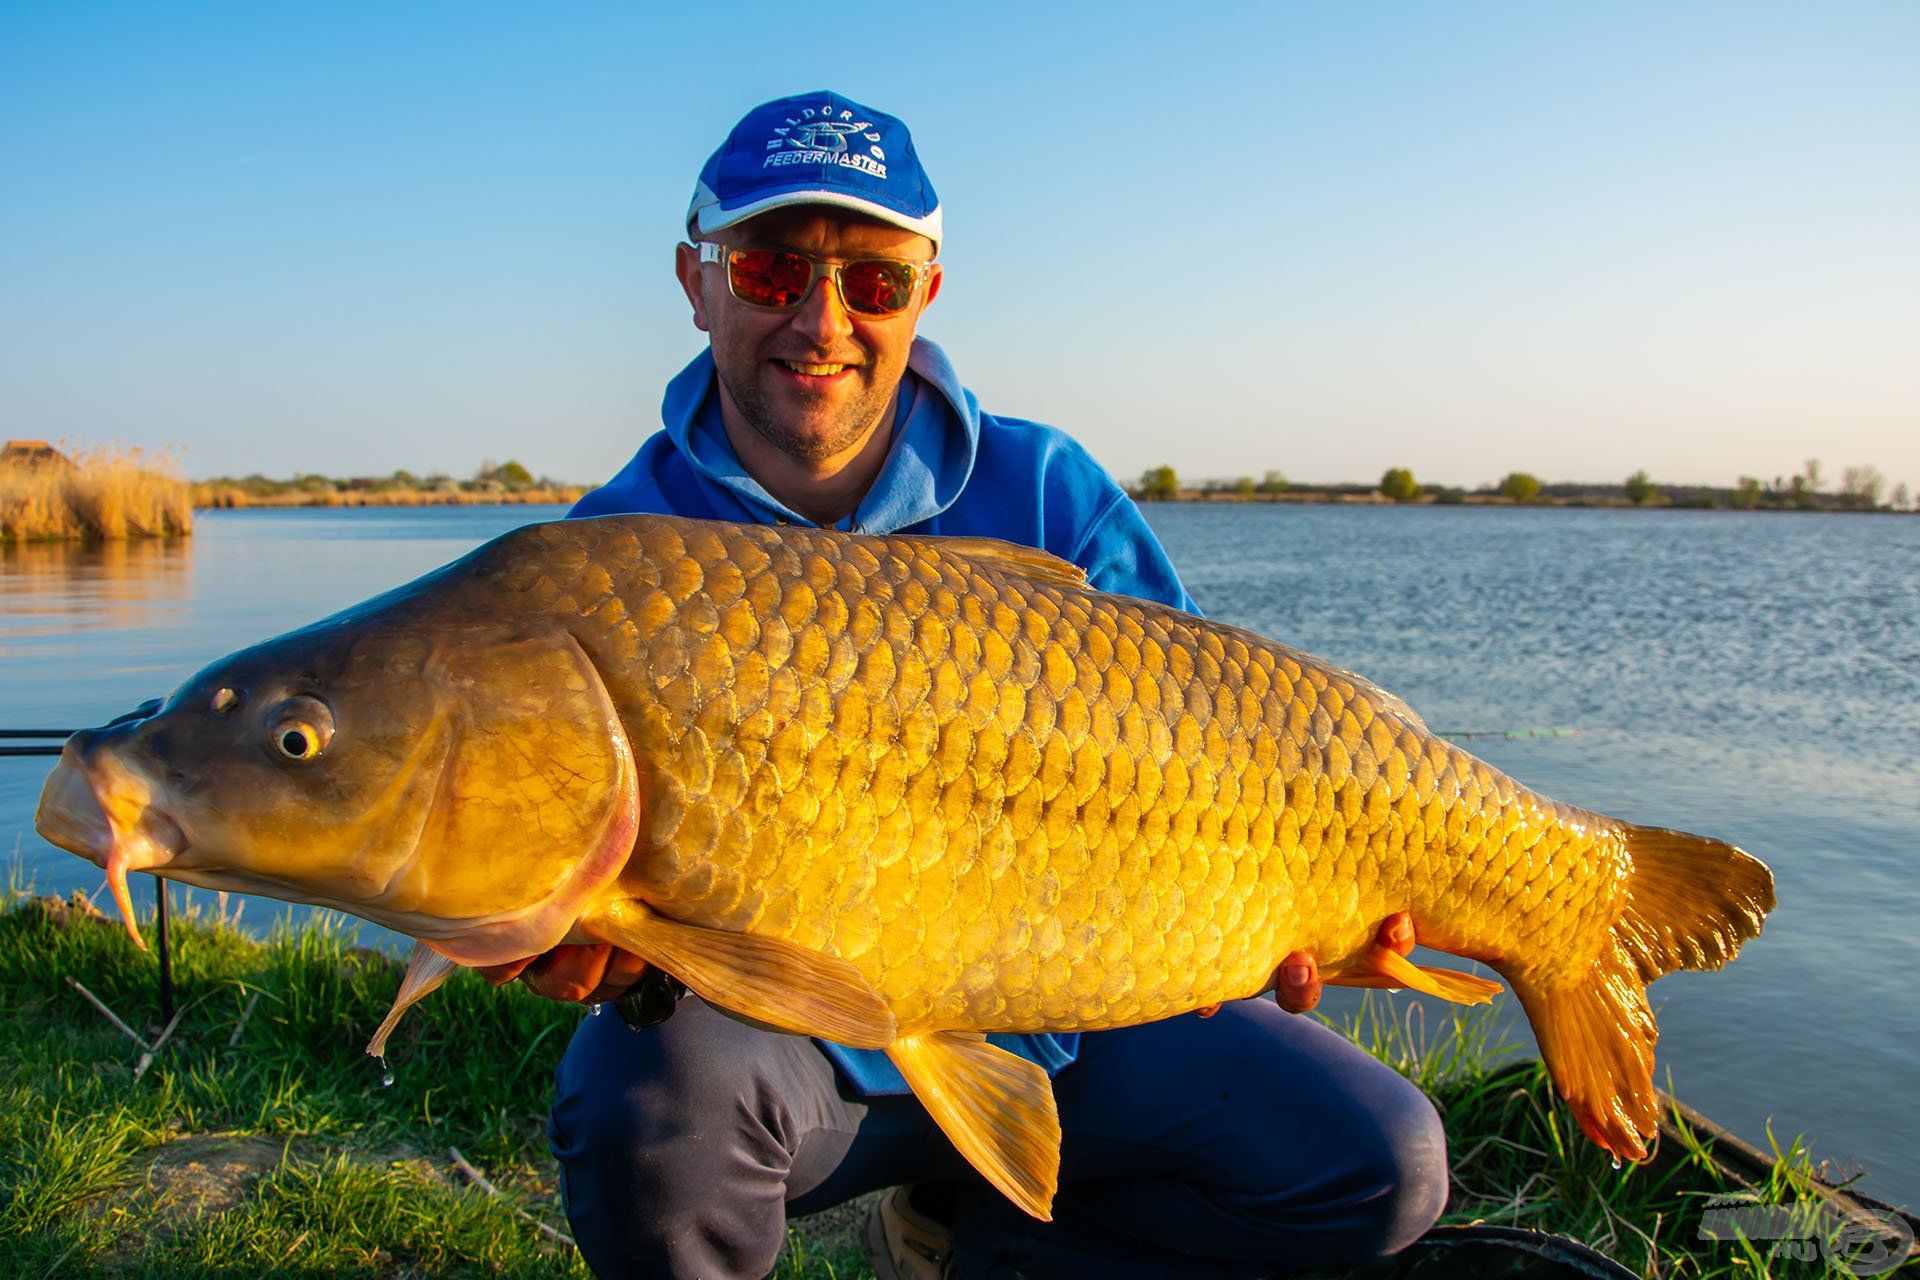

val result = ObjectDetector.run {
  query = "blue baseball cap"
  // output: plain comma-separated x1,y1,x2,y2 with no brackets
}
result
687,91,942,252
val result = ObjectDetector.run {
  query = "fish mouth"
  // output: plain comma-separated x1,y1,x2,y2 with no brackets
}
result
35,745,187,950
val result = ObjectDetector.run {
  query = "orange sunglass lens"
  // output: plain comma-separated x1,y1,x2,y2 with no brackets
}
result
726,251,916,315
839,261,915,315
727,250,814,307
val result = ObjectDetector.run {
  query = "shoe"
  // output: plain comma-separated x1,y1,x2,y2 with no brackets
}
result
863,1185,957,1280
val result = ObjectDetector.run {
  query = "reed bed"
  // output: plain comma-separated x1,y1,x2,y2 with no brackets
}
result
0,445,194,543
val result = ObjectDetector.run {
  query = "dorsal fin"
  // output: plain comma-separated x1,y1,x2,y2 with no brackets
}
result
929,536,1089,590
1276,640,1430,732
925,534,1426,732
1211,622,1430,733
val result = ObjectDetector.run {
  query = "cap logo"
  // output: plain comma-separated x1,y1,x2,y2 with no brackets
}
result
766,105,888,178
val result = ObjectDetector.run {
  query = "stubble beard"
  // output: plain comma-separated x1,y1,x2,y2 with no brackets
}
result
719,364,895,464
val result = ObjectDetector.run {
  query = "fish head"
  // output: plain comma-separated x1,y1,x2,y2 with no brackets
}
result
36,607,640,962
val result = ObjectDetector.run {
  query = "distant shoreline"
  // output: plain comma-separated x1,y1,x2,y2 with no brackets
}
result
1130,490,1914,512
193,486,584,511
1128,463,1911,513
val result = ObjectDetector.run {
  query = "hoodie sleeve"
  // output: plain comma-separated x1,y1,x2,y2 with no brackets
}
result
1071,490,1203,617
974,412,1202,617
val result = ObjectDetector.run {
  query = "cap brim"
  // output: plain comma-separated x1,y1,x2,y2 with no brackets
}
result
691,186,941,251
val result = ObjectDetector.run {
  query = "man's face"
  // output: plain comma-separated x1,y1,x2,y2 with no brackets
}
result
675,207,942,464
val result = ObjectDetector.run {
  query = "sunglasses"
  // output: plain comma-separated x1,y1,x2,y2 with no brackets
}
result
698,242,933,317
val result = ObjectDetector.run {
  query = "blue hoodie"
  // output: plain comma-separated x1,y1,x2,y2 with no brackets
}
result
571,336,1198,1095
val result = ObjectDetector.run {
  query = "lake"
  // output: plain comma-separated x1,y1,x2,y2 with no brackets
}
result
3,503,1916,1206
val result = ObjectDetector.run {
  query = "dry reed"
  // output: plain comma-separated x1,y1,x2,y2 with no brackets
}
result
0,444,193,542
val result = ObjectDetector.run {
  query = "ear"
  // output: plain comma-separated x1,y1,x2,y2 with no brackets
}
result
921,261,944,311
675,242,712,333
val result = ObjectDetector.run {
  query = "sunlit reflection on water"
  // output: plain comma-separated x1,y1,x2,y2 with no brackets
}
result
0,537,193,643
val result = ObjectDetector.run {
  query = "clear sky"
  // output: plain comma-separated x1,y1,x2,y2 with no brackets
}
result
3,2,1916,493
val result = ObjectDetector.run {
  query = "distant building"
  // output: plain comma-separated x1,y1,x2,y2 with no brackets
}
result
0,440,73,470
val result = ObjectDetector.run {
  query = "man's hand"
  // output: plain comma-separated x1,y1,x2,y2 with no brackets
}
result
477,943,650,1004
1273,911,1415,1014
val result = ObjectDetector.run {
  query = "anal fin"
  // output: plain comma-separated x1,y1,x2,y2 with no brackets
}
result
366,941,459,1058
1324,944,1503,1006
583,898,895,1049
888,1031,1061,1221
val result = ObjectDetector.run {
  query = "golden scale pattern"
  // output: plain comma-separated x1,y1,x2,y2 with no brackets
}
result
480,516,1631,1037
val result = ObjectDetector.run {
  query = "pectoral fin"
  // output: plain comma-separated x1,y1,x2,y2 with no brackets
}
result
583,898,894,1049
927,537,1089,590
366,941,459,1058
1324,943,1503,1005
887,1031,1062,1221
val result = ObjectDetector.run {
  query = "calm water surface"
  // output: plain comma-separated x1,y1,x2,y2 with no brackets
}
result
2,504,1916,1204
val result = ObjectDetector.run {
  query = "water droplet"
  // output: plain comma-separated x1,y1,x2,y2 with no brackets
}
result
381,1069,395,1088
1610,1158,1623,1171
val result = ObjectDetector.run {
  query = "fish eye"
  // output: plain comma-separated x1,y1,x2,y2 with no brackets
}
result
268,696,335,762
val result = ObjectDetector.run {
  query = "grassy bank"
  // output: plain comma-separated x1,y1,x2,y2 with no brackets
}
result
0,446,193,543
0,893,1886,1278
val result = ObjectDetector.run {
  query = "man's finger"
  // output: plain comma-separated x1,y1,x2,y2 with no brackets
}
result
1274,949,1322,1014
476,957,536,987
581,948,652,1005
521,944,613,1003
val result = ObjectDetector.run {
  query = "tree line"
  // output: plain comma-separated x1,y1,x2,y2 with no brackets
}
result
1130,458,1912,512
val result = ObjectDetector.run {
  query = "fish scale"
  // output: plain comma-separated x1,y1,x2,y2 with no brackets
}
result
499,517,1599,1032
36,513,1774,1219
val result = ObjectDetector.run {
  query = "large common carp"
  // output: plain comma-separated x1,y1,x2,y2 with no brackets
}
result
36,515,1773,1218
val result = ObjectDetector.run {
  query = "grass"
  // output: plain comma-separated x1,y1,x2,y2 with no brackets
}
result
0,445,194,543
0,893,1888,1279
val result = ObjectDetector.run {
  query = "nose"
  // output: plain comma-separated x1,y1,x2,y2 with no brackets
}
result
787,270,855,349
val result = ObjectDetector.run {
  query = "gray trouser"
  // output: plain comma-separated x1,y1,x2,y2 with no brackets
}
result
549,997,1448,1280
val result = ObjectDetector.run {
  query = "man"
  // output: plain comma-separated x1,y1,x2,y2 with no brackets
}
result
482,91,1447,1280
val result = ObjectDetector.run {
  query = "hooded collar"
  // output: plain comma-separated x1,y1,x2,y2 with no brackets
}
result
660,337,979,533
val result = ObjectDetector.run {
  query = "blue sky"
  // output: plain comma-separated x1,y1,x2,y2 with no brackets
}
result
3,2,1916,492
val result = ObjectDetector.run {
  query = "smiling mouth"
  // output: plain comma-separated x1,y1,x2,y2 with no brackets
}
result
775,359,853,378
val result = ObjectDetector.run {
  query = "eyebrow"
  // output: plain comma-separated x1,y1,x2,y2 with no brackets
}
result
729,240,922,260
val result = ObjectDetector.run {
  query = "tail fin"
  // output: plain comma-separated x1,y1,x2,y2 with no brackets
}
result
1513,824,1774,1160
1612,825,1775,982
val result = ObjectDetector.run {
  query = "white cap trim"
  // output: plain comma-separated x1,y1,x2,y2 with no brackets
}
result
686,181,942,251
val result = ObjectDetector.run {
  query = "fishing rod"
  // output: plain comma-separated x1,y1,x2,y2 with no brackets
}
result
0,728,77,757
2,724,175,1024
1436,728,1578,741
